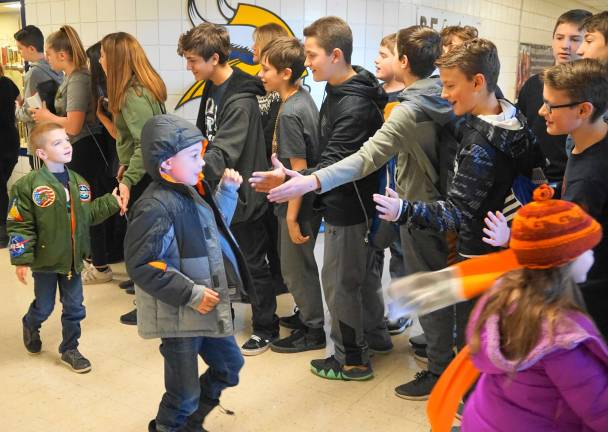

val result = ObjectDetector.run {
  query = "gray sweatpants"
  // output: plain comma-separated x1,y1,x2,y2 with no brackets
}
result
322,222,390,365
400,226,471,376
278,214,324,329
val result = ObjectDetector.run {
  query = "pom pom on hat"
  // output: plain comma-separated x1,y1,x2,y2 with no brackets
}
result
509,186,602,269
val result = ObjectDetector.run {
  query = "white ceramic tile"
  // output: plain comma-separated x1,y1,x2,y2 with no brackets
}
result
50,1,65,24
116,0,136,20
398,3,416,27
158,19,182,45
351,23,366,48
80,22,98,47
325,0,347,19
255,0,281,14
382,2,398,27
136,0,158,20
115,20,137,36
367,0,383,25
159,45,184,70
79,0,96,22
347,0,366,24
143,44,160,69
365,25,384,50
36,2,51,25
96,0,115,21
160,70,184,94
64,0,80,23
158,0,182,20
304,0,326,22
137,20,159,45
280,0,304,21
97,21,117,40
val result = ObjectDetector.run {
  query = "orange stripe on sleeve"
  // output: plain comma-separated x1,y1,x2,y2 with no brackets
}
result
148,261,167,272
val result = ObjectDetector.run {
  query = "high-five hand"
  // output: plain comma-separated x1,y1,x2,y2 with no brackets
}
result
249,154,287,193
373,187,402,222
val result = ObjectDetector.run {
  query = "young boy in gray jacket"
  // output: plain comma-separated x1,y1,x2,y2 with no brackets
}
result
125,114,251,432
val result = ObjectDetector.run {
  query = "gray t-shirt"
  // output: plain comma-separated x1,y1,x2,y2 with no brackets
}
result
54,69,100,143
274,88,320,218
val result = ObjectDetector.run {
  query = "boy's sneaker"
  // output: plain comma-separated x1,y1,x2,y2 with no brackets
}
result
394,370,439,400
270,327,326,353
310,355,373,381
82,266,113,285
279,308,301,329
22,317,41,354
119,279,134,290
388,317,413,335
125,286,135,295
409,333,427,350
414,348,429,365
120,308,137,325
241,334,275,356
61,349,92,373
369,340,394,355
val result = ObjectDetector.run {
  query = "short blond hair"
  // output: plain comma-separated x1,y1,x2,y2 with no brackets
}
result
30,122,64,152
253,23,289,54
380,33,397,53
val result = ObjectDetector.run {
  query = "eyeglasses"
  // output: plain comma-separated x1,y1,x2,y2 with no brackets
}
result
542,100,585,114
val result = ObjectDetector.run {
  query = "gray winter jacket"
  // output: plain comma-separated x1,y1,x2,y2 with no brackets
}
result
314,77,455,203
125,114,252,339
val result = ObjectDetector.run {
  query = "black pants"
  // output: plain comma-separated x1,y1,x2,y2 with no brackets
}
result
67,134,114,267
0,152,18,224
231,215,279,338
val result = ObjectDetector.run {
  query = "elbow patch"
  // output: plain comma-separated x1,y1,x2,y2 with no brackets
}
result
148,260,167,272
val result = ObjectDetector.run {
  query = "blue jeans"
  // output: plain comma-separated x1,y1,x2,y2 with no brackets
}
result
156,336,244,431
23,272,85,353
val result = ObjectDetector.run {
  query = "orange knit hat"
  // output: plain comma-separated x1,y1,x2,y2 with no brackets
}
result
509,184,603,269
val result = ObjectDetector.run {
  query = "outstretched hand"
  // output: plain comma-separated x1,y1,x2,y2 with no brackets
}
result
249,154,287,193
267,172,318,203
219,168,243,190
373,187,402,222
482,211,510,247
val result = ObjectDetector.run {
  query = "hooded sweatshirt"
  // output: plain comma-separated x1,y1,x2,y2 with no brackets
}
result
397,100,544,257
125,114,253,338
306,66,386,226
314,76,455,205
463,290,608,432
197,67,268,225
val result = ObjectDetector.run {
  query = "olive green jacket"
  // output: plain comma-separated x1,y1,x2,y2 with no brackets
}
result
7,165,120,274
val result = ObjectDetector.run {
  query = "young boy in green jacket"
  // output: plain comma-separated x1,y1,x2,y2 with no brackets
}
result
8,122,122,373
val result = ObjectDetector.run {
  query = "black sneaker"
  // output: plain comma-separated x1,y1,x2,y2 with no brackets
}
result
240,334,275,356
409,333,427,350
369,340,394,355
120,308,137,325
414,348,428,365
388,317,413,335
270,327,326,353
394,370,439,400
310,355,373,381
279,308,301,330
125,286,135,295
61,348,92,373
22,317,41,354
119,279,134,290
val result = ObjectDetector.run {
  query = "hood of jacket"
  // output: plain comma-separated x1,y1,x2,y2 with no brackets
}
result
398,76,455,127
221,67,266,107
468,294,608,374
464,101,541,173
326,65,387,109
141,114,204,184
31,60,63,83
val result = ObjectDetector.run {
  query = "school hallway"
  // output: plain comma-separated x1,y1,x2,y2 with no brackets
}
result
0,234,436,432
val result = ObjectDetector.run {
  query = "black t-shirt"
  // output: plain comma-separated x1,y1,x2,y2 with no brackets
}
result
204,75,232,143
52,169,71,214
562,133,608,281
517,73,567,185
0,76,20,154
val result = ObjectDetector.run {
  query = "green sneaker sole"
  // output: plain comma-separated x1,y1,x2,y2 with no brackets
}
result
310,365,373,381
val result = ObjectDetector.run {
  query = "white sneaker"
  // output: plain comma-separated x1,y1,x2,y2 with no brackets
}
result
81,266,113,285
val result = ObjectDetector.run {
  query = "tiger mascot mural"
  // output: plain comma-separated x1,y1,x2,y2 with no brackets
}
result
176,0,305,109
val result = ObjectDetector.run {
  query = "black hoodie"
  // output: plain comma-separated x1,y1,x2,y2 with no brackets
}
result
310,66,387,226
197,67,268,225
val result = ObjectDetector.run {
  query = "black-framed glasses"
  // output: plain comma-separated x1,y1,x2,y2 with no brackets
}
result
543,100,585,114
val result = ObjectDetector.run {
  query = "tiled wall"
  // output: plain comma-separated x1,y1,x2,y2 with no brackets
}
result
11,0,600,183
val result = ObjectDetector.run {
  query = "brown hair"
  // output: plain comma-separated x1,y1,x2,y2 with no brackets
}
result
542,58,608,122
303,16,352,64
101,32,167,115
380,33,397,53
469,266,584,364
440,25,478,48
253,23,289,53
30,122,64,152
553,9,593,36
396,26,441,79
46,25,87,70
435,38,500,92
583,11,608,42
177,23,231,64
261,37,305,85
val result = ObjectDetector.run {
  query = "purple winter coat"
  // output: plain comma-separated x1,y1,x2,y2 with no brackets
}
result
462,294,608,432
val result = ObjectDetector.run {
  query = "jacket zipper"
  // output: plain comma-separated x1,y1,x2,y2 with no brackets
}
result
67,181,76,280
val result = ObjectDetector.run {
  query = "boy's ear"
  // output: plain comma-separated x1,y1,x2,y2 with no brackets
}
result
578,101,595,120
331,47,344,64
472,73,487,92
281,67,293,82
160,158,173,171
35,148,47,160
211,53,220,66
400,54,410,71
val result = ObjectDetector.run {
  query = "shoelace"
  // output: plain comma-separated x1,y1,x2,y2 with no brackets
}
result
413,370,431,382
218,404,235,416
